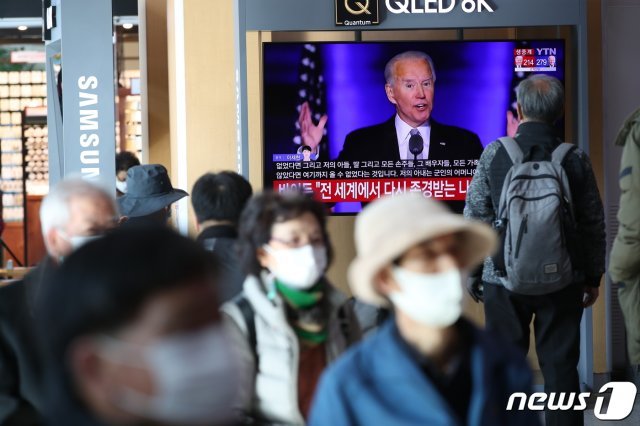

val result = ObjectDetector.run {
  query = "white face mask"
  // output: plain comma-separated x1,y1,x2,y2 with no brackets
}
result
103,324,240,425
69,234,101,250
264,244,327,289
58,229,102,251
115,179,127,193
389,267,463,328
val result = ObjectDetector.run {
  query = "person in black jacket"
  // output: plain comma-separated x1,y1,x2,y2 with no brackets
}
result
192,171,253,303
464,74,605,426
37,227,242,426
0,178,118,425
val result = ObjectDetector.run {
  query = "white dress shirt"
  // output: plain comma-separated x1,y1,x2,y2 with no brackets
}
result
395,115,431,160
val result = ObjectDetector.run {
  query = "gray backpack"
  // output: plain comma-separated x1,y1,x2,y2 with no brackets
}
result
494,137,576,295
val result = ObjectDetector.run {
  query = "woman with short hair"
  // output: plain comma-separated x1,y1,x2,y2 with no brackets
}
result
221,191,360,425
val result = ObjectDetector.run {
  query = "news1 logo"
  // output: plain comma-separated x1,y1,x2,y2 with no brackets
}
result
507,382,638,421
335,0,380,26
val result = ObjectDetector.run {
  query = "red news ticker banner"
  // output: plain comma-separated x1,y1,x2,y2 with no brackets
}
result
273,178,472,202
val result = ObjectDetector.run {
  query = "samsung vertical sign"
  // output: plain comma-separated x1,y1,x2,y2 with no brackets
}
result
61,0,115,186
77,76,101,178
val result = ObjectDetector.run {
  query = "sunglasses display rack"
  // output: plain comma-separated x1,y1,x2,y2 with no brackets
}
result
23,109,49,197
116,69,143,158
0,70,48,223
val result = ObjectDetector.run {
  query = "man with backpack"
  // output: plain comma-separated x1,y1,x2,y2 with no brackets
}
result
464,74,605,426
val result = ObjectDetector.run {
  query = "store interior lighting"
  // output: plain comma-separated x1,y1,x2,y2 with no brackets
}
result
0,16,138,30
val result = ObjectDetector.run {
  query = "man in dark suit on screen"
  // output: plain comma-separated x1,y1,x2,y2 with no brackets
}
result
298,50,484,163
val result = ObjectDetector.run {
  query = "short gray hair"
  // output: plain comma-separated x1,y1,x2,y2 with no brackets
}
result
40,178,117,236
516,74,564,124
384,51,437,85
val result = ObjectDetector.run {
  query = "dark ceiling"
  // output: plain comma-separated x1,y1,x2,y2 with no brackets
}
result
0,0,138,18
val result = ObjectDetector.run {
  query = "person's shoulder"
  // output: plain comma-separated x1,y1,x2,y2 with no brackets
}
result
614,107,640,146
432,120,480,140
483,139,503,153
321,334,376,386
559,143,594,173
565,144,588,161
472,138,502,166
326,280,349,306
0,280,27,312
345,118,394,139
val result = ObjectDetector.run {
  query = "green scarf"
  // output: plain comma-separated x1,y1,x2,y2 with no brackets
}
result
295,327,328,345
275,280,328,344
275,280,324,309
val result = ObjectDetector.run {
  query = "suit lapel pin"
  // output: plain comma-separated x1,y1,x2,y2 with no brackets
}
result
439,142,446,145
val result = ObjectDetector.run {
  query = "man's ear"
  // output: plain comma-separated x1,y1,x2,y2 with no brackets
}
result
385,84,397,105
191,209,201,233
68,338,109,399
256,246,272,270
374,266,399,297
43,227,55,252
516,103,524,122
44,227,62,258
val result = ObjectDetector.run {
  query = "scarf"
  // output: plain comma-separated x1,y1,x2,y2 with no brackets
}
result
276,280,328,344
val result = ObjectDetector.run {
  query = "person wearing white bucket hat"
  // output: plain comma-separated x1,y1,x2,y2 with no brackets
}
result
309,193,540,426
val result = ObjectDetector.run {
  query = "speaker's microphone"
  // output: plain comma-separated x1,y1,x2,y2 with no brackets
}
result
409,131,424,162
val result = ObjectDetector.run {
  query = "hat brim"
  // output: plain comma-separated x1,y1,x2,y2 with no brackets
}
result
117,189,188,218
348,214,497,307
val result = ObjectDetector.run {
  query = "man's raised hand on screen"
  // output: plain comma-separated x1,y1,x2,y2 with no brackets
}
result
298,101,328,151
506,110,520,138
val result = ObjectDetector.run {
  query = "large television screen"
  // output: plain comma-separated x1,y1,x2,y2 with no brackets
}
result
263,40,565,214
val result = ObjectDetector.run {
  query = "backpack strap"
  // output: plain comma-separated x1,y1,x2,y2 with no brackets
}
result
498,137,524,164
234,295,259,368
551,142,576,165
337,300,353,345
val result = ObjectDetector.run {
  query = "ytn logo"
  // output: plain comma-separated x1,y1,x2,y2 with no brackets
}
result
507,382,637,421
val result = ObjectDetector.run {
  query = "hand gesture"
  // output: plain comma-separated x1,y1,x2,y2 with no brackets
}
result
507,110,519,138
298,101,328,151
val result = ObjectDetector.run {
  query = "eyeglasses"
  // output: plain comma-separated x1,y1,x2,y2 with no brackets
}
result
268,235,325,249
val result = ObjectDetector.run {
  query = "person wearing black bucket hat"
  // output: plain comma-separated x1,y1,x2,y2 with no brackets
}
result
118,164,188,227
